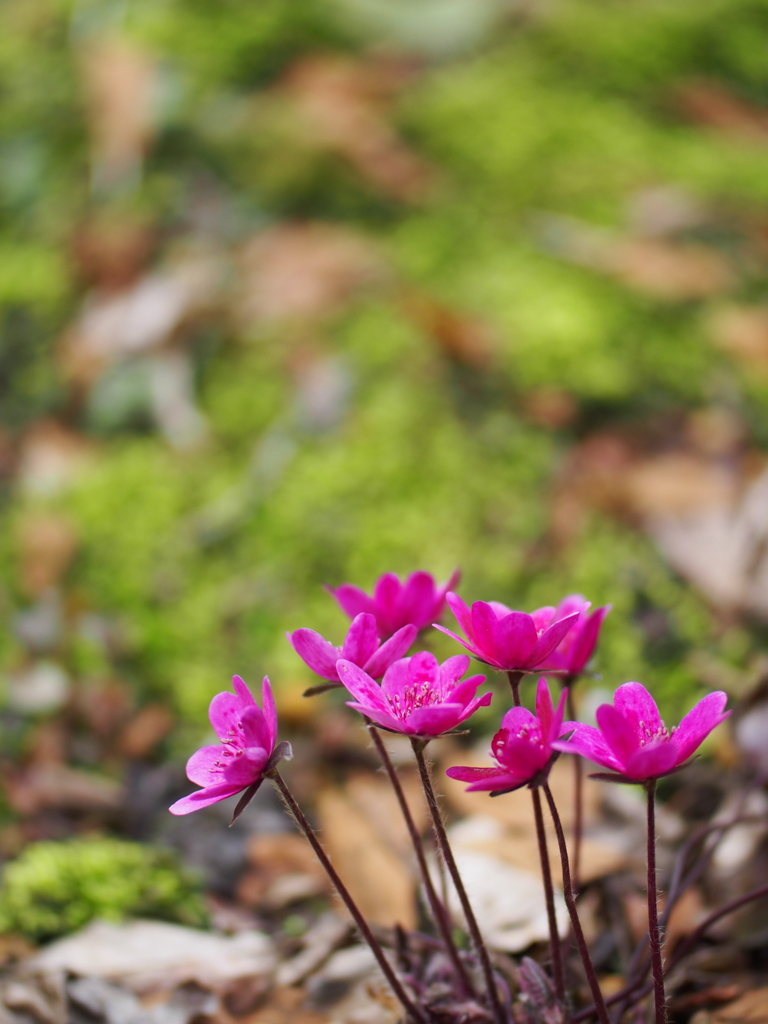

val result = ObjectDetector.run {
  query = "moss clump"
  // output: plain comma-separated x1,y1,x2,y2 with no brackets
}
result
0,837,208,943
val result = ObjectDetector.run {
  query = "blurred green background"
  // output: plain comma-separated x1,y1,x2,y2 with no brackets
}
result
2,0,768,771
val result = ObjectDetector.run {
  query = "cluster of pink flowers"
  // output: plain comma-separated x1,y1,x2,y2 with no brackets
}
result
171,568,728,814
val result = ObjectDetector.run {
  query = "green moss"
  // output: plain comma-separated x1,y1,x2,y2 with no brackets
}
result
0,837,208,943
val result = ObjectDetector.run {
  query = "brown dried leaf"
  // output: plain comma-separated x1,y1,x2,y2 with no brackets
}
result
118,703,175,759
281,55,434,201
696,988,768,1023
6,764,123,816
238,832,328,909
708,305,768,376
315,776,417,929
78,37,156,186
606,239,734,299
399,290,496,368
674,79,768,144
237,222,386,328
18,516,78,598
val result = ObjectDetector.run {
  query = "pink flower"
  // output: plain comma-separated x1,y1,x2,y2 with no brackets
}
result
435,593,579,673
288,613,416,682
170,675,287,817
549,595,611,676
446,678,570,793
553,682,730,782
328,569,461,640
336,651,492,737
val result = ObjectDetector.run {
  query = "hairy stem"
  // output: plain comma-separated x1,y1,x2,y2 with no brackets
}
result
543,782,611,1024
367,724,476,998
269,769,428,1024
506,670,524,706
531,786,566,1004
645,780,666,1024
565,683,583,891
410,738,506,1024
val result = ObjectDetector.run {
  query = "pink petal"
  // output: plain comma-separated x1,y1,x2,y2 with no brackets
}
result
446,765,527,792
432,624,482,660
493,611,538,668
406,703,465,735
549,686,569,746
341,614,379,667
330,583,376,620
446,592,473,638
493,733,548,775
434,570,461,615
457,689,493,721
530,606,556,632
595,703,641,766
239,704,273,756
186,745,228,786
445,675,485,708
438,654,472,694
674,691,729,763
169,782,243,815
209,692,245,743
613,682,664,735
373,573,401,635
363,624,417,679
535,677,554,739
499,705,538,734
487,601,514,620
623,741,681,781
568,605,610,674
553,724,623,772
380,657,411,701
289,629,341,680
337,660,390,714
346,701,403,733
261,676,278,750
553,594,590,622
231,675,256,708
407,651,440,691
525,612,579,668
399,571,436,628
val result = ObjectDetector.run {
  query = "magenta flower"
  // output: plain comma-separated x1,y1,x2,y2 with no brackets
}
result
336,651,492,737
549,595,611,676
435,592,579,673
446,678,570,793
288,613,416,683
553,682,730,782
328,569,461,640
170,675,288,818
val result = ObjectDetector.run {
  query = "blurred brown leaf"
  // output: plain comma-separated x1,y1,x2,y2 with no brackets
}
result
693,988,768,1023
238,832,328,910
281,55,435,201
674,79,768,144
708,305,768,375
71,217,156,293
237,222,386,328
118,704,174,759
18,515,78,598
78,37,157,187
316,773,418,929
6,764,123,816
400,291,496,368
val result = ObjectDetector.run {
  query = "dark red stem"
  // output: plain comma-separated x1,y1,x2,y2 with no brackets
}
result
531,786,566,1004
645,780,666,1024
507,670,524,706
410,739,506,1024
367,724,476,999
269,769,428,1024
565,682,583,891
543,782,611,1024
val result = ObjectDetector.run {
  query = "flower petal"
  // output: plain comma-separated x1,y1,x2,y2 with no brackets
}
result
438,654,471,696
623,741,681,781
380,657,411,702
613,682,663,735
330,583,376,620
261,676,278,750
346,701,403,733
445,674,485,708
674,691,729,764
231,675,256,708
186,745,228,786
493,611,538,668
374,573,402,636
446,765,527,792
446,592,473,638
239,703,273,757
169,782,243,815
289,629,341,680
209,692,244,743
406,703,465,736
471,602,503,661
399,571,436,629
595,703,641,767
530,606,557,632
535,677,555,740
363,623,416,679
337,660,390,714
432,624,482,660
553,724,623,772
553,594,590,622
434,570,461,616
341,614,379,668
567,605,610,674
525,612,580,668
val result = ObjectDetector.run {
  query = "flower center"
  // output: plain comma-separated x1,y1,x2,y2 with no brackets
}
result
637,718,671,747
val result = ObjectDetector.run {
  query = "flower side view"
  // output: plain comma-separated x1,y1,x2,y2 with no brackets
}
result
328,569,460,640
436,592,579,673
548,594,611,676
288,612,416,682
553,682,730,782
447,677,570,793
170,675,289,817
337,651,492,736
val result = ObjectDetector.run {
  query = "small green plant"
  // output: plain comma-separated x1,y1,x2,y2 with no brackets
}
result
0,837,208,943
